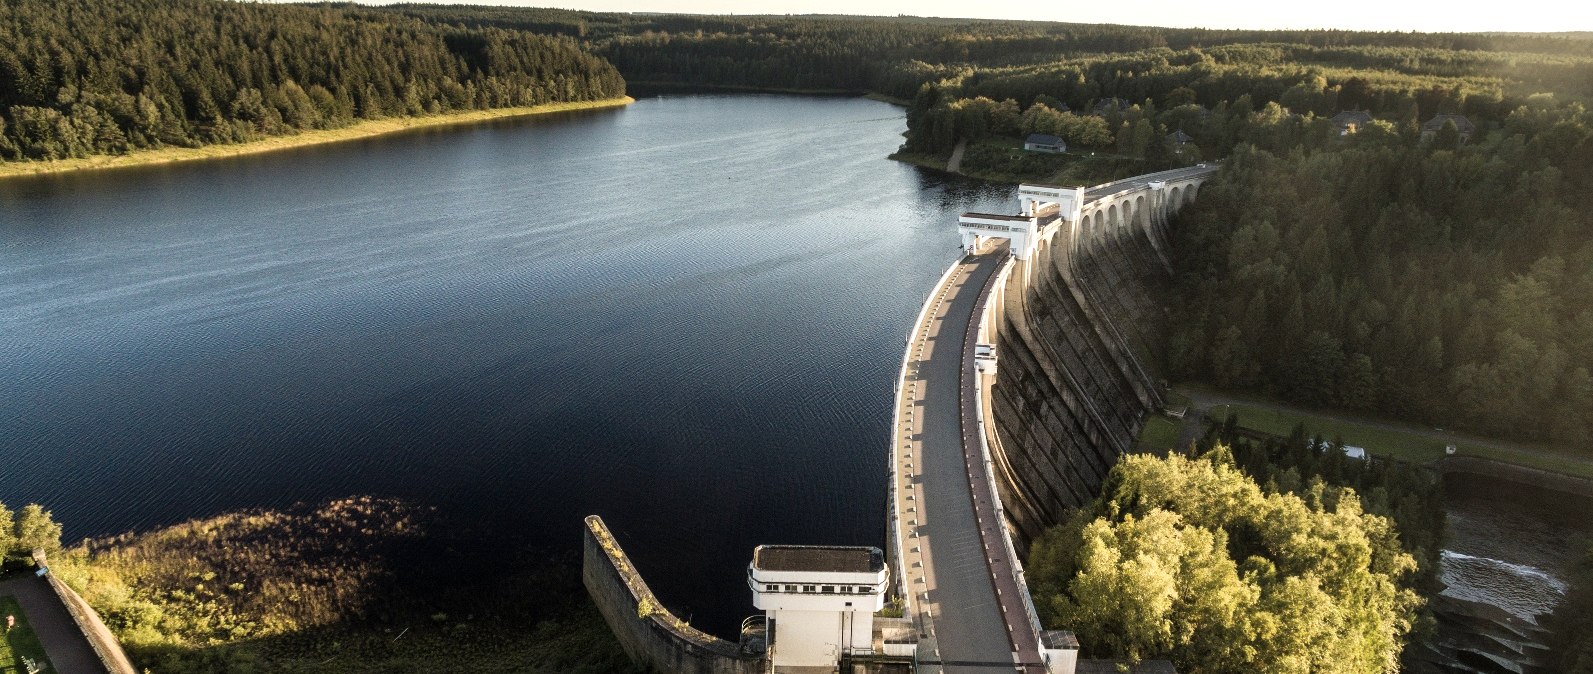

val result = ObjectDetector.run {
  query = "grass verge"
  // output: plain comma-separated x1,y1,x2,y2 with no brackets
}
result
0,596,51,674
1136,416,1182,452
1208,401,1450,463
0,97,634,180
1193,390,1593,480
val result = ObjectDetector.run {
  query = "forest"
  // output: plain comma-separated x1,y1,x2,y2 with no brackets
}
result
0,0,625,161
366,5,1593,99
860,21,1593,443
1165,109,1593,441
6,3,1593,669
0,501,63,564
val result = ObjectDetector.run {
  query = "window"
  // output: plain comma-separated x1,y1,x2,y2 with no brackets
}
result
803,585,816,593
785,585,798,592
765,585,779,592
838,586,852,594
857,586,872,594
822,585,835,593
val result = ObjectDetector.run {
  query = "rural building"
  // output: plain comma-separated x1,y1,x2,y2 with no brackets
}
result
1024,133,1067,153
748,545,898,671
1330,110,1374,136
1166,129,1194,147
1422,113,1477,143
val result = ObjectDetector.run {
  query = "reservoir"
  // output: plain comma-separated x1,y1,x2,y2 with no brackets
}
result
5,93,1582,651
0,95,1013,637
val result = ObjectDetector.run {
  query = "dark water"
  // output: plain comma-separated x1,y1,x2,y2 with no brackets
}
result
0,95,1013,636
1441,471,1593,622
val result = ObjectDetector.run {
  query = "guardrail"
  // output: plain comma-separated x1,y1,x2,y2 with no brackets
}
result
888,257,965,618
31,550,138,674
968,259,1047,639
957,252,1044,670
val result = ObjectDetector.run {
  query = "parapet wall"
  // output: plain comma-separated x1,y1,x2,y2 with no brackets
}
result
32,549,138,674
582,516,763,674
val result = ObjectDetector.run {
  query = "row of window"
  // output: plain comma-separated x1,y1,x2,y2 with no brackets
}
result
967,223,1022,232
764,584,874,595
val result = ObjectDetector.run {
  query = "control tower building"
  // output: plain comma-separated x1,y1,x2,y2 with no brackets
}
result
748,545,891,673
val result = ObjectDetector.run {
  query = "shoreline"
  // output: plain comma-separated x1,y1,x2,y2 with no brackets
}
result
0,97,634,180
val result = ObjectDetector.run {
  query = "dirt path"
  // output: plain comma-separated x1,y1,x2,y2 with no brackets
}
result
0,575,109,674
945,139,967,174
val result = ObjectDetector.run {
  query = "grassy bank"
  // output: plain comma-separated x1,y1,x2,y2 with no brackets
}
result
0,596,51,674
1135,416,1182,452
0,97,634,180
1183,384,1593,480
50,497,638,674
893,137,1172,185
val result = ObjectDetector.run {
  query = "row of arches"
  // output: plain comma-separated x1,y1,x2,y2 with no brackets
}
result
1020,179,1208,268
1062,181,1201,249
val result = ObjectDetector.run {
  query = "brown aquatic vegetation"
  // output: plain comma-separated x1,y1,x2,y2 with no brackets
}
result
48,497,638,673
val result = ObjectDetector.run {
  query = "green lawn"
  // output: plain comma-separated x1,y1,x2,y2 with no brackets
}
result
1203,399,1593,479
0,596,52,674
1208,402,1450,463
1137,415,1183,452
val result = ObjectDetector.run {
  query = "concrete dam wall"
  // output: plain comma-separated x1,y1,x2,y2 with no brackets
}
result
987,175,1207,547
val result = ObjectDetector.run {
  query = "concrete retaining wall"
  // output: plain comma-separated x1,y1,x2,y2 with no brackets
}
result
1441,456,1593,500
31,550,138,674
582,516,763,674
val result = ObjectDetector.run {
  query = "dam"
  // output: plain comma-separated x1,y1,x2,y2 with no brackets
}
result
585,165,1217,673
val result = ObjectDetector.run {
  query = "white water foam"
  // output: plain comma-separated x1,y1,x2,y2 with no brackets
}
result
1441,550,1569,595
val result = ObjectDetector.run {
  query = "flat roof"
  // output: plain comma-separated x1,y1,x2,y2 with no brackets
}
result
962,212,1033,222
1020,183,1074,190
753,545,884,573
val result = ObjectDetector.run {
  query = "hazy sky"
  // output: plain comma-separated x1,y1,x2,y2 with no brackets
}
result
349,0,1590,34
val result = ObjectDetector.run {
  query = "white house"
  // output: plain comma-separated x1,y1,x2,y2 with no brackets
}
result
1024,133,1066,153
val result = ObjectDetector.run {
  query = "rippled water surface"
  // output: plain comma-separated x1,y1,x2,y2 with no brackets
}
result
0,95,1013,635
1441,471,1593,621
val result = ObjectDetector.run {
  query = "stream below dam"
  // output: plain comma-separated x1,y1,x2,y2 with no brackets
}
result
1429,470,1593,672
0,94,1586,653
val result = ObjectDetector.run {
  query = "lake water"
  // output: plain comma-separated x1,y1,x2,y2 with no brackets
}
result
0,95,1014,636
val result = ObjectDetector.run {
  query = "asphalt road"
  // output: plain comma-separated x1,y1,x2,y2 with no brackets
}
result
0,575,110,674
901,244,1016,671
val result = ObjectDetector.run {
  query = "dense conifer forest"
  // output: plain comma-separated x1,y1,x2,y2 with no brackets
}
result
365,5,1593,98
1168,134,1593,442
0,0,625,161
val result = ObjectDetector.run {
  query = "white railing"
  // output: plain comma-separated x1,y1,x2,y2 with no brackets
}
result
887,256,965,618
967,258,1047,639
